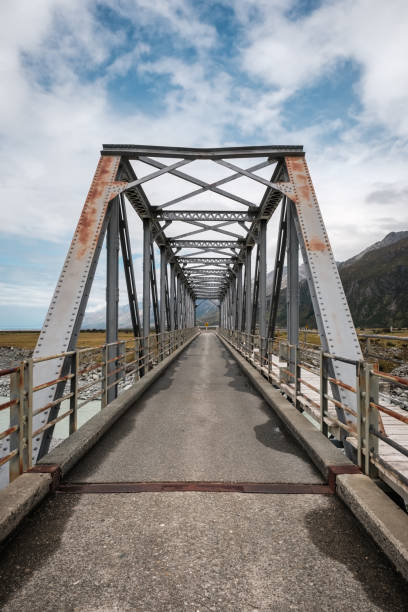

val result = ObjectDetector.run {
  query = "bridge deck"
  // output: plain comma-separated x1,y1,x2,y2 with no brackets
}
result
1,333,407,610
67,332,322,484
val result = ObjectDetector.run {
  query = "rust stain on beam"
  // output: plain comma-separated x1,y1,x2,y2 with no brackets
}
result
76,156,127,259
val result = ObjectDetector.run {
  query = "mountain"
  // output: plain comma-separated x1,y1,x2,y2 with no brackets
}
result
276,231,408,328
196,300,219,325
343,231,408,267
83,304,138,330
336,233,408,328
83,232,408,330
266,263,307,293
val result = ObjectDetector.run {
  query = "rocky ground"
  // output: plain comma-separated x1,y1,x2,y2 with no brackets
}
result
389,363,408,410
0,346,135,401
0,346,32,397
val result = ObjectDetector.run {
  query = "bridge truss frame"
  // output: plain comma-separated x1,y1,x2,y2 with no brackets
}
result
28,144,362,462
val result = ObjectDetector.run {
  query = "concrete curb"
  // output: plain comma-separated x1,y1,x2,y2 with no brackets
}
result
0,473,52,543
217,334,352,480
337,474,408,581
218,333,408,581
0,332,199,544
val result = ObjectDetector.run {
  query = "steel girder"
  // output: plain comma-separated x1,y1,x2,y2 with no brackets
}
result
102,144,304,159
22,143,361,473
177,257,235,265
155,210,255,222
169,240,241,249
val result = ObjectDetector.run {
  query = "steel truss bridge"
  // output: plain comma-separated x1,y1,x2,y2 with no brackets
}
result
1,145,408,607
23,144,360,462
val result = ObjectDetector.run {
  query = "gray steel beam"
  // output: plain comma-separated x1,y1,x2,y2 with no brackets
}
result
124,159,191,191
170,263,176,331
143,218,151,338
287,200,299,377
259,220,267,339
177,274,182,329
172,220,244,241
169,240,241,249
106,198,120,403
139,156,256,208
267,198,287,339
118,194,141,337
237,263,243,331
157,160,274,209
160,246,167,333
150,243,160,334
185,269,232,276
102,144,304,159
155,210,255,222
231,277,237,329
245,247,252,333
177,257,234,265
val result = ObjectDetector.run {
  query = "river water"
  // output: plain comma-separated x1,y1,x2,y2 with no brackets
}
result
1,397,105,488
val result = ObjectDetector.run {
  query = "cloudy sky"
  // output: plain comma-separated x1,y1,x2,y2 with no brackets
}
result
1,0,407,329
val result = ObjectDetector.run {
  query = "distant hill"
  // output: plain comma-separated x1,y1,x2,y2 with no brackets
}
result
83,231,408,330
276,231,408,328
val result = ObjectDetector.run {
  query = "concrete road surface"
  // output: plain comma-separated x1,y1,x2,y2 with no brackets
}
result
1,333,407,610
68,333,323,484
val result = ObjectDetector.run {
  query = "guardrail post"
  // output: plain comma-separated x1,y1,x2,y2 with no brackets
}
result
26,360,33,470
320,350,328,436
294,345,300,410
356,360,363,468
69,351,79,434
102,345,108,408
361,362,379,477
11,359,33,478
119,340,126,387
279,341,289,386
9,367,21,481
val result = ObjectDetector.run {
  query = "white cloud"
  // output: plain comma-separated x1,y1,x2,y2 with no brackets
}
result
235,0,408,136
0,0,407,327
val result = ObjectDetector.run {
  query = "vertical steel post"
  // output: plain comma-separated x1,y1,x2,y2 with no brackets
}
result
69,350,79,434
183,284,186,328
237,263,243,332
231,277,237,330
259,220,267,362
106,198,119,403
160,247,167,334
176,274,181,329
143,218,151,373
320,350,329,435
228,285,232,329
287,200,299,383
245,247,252,334
170,263,176,331
159,246,167,361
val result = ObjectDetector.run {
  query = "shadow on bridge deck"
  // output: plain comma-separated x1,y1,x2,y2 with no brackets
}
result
67,332,323,484
1,333,407,610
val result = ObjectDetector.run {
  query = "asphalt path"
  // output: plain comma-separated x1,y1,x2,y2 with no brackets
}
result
67,332,323,484
2,332,407,610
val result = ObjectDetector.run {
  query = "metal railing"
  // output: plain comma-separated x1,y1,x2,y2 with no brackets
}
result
0,328,198,482
219,328,408,500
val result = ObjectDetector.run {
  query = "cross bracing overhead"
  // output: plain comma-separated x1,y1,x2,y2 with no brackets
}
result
27,144,362,464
